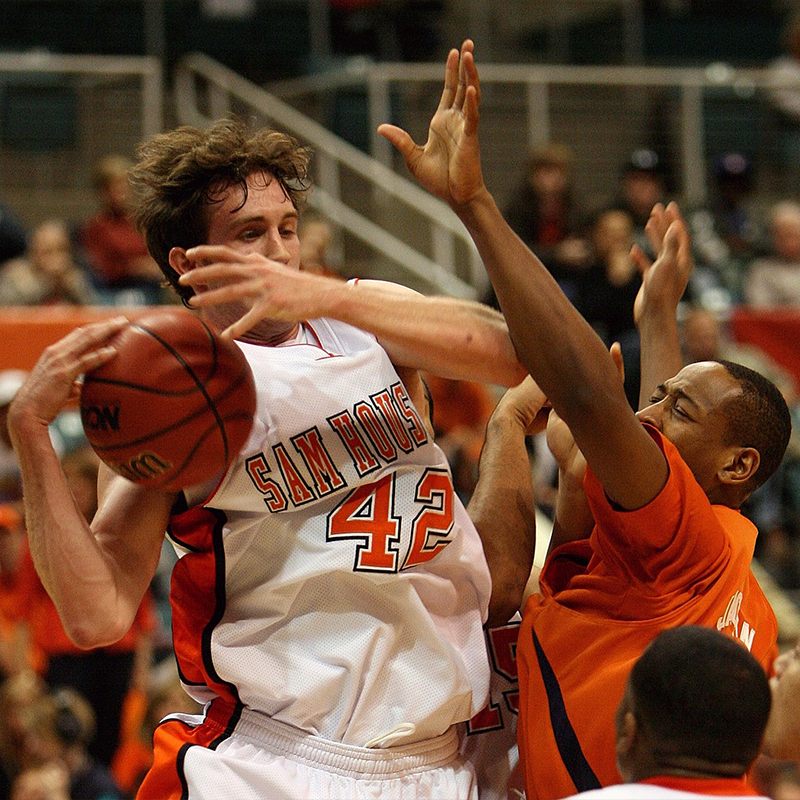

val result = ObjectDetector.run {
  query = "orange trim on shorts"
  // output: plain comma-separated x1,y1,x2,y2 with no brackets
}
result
136,700,241,800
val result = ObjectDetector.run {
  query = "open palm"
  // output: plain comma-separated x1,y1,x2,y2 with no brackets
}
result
378,40,485,208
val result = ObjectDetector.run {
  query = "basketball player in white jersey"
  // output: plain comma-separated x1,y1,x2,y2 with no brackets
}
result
7,65,539,798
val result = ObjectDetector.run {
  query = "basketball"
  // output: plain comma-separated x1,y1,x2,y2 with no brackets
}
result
80,308,256,491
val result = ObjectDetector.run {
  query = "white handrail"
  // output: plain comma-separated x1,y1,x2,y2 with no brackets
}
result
174,52,484,299
0,52,164,139
272,59,800,207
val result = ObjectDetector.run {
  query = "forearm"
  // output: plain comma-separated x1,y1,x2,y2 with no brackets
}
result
549,468,594,554
468,412,536,627
326,280,527,386
637,306,684,410
9,416,143,647
456,191,622,424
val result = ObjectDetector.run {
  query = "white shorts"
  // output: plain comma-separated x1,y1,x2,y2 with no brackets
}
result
137,700,478,800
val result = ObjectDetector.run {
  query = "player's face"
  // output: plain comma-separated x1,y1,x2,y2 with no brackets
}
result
763,639,800,761
200,171,302,342
204,170,301,269
636,362,743,498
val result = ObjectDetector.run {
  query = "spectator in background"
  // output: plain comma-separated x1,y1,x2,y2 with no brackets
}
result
608,148,668,257
79,155,166,305
0,200,28,265
767,11,800,196
0,371,29,507
502,142,591,304
681,306,797,399
298,212,342,278
0,220,97,307
744,200,800,307
764,637,800,768
574,209,641,408
688,152,769,304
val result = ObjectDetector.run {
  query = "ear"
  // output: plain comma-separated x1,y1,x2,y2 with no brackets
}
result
718,446,760,487
168,247,192,276
615,710,638,781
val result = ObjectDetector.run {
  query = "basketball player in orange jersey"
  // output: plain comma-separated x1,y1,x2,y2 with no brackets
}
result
5,83,543,798
356,41,787,800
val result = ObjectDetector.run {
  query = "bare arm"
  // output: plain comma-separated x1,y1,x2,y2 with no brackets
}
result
379,42,667,511
178,255,527,389
632,202,694,410
468,376,548,626
7,320,174,648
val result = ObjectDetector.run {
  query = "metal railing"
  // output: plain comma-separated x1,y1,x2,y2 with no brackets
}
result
269,59,800,210
174,53,485,299
0,51,163,141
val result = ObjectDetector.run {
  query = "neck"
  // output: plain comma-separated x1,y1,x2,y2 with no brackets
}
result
237,321,301,346
629,757,747,783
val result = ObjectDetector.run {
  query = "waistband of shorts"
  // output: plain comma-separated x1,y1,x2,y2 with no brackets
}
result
206,699,461,777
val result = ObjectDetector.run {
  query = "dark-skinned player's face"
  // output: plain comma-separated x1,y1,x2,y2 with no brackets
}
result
636,362,743,496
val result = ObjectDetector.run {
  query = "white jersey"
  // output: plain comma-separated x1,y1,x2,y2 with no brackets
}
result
564,783,768,800
170,318,492,748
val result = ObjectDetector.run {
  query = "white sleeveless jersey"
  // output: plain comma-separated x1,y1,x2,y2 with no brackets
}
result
169,318,492,747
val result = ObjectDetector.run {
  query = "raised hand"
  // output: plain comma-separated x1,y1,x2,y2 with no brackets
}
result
632,201,694,326
377,40,486,209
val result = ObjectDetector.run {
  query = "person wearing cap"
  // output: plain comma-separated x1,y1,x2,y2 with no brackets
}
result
611,149,668,233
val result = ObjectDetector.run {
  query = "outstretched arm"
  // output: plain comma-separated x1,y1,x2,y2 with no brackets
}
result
632,201,694,410
180,265,527,387
380,42,667,511
8,320,173,648
468,377,548,626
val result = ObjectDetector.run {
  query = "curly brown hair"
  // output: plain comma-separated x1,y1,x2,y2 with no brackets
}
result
129,117,312,303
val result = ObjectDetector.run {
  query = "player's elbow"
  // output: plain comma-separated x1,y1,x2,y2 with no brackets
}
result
62,613,130,650
486,564,531,627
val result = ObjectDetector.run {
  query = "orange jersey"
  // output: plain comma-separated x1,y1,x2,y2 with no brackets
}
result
517,426,777,800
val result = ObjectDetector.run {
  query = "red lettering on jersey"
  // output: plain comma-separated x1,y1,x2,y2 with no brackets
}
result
327,474,400,571
392,383,427,446
354,402,397,462
273,443,315,506
291,427,346,496
402,469,454,569
488,622,520,715
245,453,288,512
328,411,380,477
487,623,520,683
467,699,503,733
372,389,413,452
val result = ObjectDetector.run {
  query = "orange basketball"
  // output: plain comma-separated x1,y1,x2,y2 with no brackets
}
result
80,308,256,490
